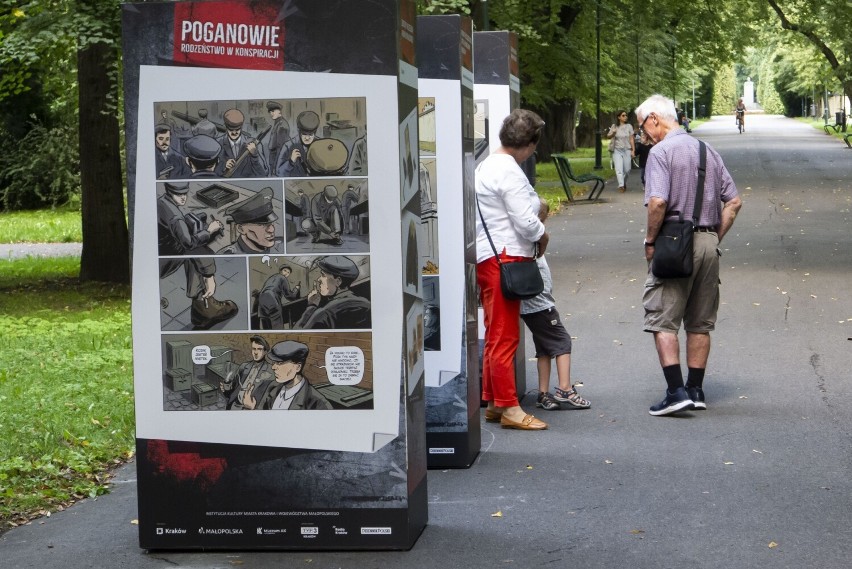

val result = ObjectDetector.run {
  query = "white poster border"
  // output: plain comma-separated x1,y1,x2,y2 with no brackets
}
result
132,65,402,453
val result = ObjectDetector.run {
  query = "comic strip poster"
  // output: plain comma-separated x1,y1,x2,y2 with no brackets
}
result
416,16,480,468
123,0,426,550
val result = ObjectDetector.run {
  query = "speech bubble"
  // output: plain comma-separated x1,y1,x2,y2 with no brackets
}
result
324,347,365,386
192,345,212,365
261,255,271,267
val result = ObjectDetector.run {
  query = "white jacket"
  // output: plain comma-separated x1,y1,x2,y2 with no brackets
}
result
475,153,544,263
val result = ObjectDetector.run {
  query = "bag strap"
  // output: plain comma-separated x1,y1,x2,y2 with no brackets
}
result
475,193,503,266
692,140,707,224
475,192,539,262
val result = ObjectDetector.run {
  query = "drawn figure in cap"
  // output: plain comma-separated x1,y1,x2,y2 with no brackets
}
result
256,264,301,330
192,108,218,138
295,256,371,329
302,185,344,245
266,101,290,170
216,187,284,254
216,108,268,178
244,340,332,410
183,134,222,178
157,181,237,329
275,110,320,177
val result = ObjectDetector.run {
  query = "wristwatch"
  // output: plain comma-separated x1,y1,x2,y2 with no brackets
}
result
643,239,655,246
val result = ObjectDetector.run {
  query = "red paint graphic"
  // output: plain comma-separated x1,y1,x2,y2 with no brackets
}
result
173,1,284,71
147,439,228,491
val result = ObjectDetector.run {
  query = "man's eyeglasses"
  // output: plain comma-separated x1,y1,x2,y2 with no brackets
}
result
639,113,653,136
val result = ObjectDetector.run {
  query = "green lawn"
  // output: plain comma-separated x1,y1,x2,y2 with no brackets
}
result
0,207,83,243
0,256,133,530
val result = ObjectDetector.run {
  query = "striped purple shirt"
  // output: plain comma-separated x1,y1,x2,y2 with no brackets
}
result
644,130,738,227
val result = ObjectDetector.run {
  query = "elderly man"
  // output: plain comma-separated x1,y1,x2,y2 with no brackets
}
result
637,94,742,416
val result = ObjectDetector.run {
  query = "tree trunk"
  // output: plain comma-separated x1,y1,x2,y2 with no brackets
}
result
78,41,130,284
576,110,599,148
532,99,578,160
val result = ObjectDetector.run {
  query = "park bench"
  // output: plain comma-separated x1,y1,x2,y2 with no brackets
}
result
552,155,606,203
824,112,847,135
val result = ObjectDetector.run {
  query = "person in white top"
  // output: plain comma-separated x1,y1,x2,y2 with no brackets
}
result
605,109,636,192
476,109,550,431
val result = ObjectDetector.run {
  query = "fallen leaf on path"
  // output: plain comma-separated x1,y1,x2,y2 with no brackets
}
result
131,519,139,525
605,460,614,464
753,303,761,306
739,396,748,399
724,461,735,465
525,465,533,470
629,529,645,535
753,449,763,454
491,511,503,518
768,541,778,549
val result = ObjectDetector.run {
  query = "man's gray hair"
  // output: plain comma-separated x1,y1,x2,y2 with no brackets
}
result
636,94,678,122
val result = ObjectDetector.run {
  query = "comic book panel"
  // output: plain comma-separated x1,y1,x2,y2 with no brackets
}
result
154,97,367,180
161,332,374,411
283,179,369,254
247,255,371,331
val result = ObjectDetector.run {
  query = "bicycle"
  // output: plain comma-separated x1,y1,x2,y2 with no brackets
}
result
735,110,744,134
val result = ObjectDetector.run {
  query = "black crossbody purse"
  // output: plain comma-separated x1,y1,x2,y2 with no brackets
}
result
476,195,544,300
651,141,707,279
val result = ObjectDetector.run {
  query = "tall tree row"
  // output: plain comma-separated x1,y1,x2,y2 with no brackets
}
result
0,0,848,285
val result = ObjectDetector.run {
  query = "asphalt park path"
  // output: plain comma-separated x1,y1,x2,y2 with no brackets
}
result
2,115,852,568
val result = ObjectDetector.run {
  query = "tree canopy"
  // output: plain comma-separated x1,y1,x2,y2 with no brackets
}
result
0,0,846,281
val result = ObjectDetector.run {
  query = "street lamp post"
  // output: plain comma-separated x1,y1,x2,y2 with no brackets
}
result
594,0,602,170
692,78,696,121
482,0,489,31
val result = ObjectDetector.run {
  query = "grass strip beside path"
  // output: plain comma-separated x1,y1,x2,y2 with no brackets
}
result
0,208,83,244
0,256,133,530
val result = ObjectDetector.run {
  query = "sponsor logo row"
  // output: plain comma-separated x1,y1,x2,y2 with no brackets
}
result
155,525,392,537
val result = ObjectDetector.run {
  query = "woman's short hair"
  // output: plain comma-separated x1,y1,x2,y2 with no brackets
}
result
499,109,545,148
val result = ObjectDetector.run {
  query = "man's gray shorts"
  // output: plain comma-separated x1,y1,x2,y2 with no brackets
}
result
643,232,721,334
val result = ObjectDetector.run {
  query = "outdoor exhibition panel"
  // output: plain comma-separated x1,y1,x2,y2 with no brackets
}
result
416,15,480,469
122,0,426,550
472,30,526,394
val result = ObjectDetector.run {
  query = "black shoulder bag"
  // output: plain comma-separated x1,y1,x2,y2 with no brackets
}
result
476,195,544,300
651,141,707,279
